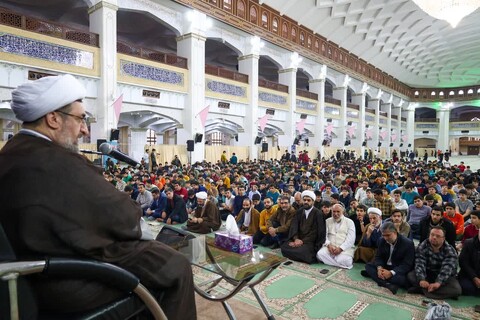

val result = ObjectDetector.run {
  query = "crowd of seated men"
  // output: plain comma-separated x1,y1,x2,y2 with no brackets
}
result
103,152,480,299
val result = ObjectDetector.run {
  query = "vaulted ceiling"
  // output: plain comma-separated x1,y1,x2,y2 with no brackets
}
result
262,0,480,88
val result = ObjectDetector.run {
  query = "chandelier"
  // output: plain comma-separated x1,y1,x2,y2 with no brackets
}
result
412,0,480,27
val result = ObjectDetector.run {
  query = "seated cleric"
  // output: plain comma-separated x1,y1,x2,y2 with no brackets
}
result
0,74,196,319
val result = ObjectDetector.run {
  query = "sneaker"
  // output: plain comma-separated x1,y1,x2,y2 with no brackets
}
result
385,283,399,295
360,270,370,278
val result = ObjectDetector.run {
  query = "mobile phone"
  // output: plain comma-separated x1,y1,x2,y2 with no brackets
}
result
283,261,293,266
320,269,329,274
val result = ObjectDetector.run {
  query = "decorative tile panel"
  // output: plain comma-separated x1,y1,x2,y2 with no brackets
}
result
258,92,287,105
296,99,316,111
347,111,359,118
379,118,387,125
120,60,183,85
0,33,93,69
365,115,375,122
392,120,398,127
450,122,480,128
416,123,438,128
325,106,339,115
206,80,246,97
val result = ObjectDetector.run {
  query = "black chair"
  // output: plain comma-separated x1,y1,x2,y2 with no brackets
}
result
0,225,167,320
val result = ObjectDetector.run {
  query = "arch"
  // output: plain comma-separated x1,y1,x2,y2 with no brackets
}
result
205,38,243,70
249,5,258,24
414,107,436,120
259,55,283,82
297,68,313,91
324,78,335,97
259,123,284,136
450,105,480,120
282,22,288,38
261,11,268,29
272,17,279,34
118,109,180,133
205,118,243,136
236,0,246,19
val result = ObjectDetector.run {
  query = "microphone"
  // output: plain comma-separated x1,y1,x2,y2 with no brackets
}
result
99,143,140,167
80,149,103,155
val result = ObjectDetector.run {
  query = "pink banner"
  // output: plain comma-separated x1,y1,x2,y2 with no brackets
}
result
365,128,373,139
296,119,306,134
391,133,397,142
112,94,123,124
379,130,388,140
347,126,356,138
258,114,271,132
197,105,210,128
325,123,334,135
401,134,407,142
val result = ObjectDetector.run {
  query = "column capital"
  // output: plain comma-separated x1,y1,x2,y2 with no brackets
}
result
333,86,347,91
309,78,325,84
88,1,118,14
238,54,260,61
176,33,206,42
279,68,297,74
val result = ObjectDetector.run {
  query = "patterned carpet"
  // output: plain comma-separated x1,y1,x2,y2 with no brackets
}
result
150,223,479,320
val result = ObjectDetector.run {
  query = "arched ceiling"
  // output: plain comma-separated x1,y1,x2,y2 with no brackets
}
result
262,0,480,88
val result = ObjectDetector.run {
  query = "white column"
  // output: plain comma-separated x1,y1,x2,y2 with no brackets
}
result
352,92,366,150
310,78,325,157
129,128,148,164
333,86,347,147
278,68,297,146
238,38,261,161
392,105,402,150
437,107,450,152
406,106,415,151
88,0,118,142
382,102,392,157
176,12,208,163
370,99,380,155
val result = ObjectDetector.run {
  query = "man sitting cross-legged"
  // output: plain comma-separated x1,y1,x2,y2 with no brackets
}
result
354,207,383,263
281,190,326,264
458,227,480,296
185,191,220,234
264,195,296,249
361,222,415,294
235,198,260,236
317,204,356,269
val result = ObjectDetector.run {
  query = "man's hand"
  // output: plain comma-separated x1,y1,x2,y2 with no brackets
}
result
166,218,172,225
379,269,393,280
146,209,152,215
293,239,303,247
427,282,441,292
366,224,375,237
473,277,480,288
268,227,277,236
419,280,430,289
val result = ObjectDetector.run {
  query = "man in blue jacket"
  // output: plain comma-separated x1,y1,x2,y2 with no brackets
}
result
362,222,415,294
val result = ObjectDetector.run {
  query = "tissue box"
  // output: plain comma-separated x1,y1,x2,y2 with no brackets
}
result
214,231,253,254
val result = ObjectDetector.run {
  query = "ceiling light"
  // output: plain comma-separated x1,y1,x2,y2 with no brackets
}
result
412,0,480,28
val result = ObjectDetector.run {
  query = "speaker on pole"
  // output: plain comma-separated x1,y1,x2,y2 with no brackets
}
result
322,139,327,146
187,140,195,152
110,129,120,141
362,141,367,147
378,142,382,147
194,133,203,143
254,136,262,144
261,143,268,153
97,139,107,151
234,134,238,142
400,143,403,147
408,143,412,147
293,137,300,145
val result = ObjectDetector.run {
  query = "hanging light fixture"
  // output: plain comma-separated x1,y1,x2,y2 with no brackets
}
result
412,0,480,27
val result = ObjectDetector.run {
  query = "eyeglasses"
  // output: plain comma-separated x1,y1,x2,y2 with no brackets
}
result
56,110,89,125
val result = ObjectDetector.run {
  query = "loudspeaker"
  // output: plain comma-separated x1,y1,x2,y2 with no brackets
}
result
110,129,120,141
293,137,300,145
254,136,262,144
378,142,382,147
305,138,309,144
390,143,394,147
97,139,107,151
322,139,327,146
362,141,367,147
277,145,280,151
234,134,238,142
344,140,350,146
347,121,352,126
408,143,412,147
195,133,203,143
400,143,403,147
261,143,268,153
187,140,194,152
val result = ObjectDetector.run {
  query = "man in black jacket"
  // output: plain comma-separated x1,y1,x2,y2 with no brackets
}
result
419,206,456,248
458,228,480,296
362,222,415,294
161,187,188,224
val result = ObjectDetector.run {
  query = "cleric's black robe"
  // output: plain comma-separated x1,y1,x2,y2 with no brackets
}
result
186,200,220,234
0,133,196,319
280,207,326,264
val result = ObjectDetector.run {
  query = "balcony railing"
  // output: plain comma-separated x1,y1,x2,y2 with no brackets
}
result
296,89,318,100
379,111,388,117
401,117,407,122
258,79,289,93
415,118,439,123
117,41,187,69
0,7,99,47
325,96,341,106
205,64,248,83
366,108,376,115
347,103,359,110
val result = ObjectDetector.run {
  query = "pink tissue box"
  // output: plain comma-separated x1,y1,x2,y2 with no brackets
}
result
214,231,253,254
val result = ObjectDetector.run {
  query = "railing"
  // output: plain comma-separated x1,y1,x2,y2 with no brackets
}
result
0,7,99,47
325,96,341,106
258,79,289,93
401,117,407,122
296,89,318,100
379,111,388,117
415,118,438,122
366,108,376,115
347,103,359,110
391,115,398,120
117,41,188,69
205,64,248,83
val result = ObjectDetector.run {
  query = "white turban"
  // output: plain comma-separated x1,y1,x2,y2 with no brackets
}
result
301,190,316,201
196,191,208,200
11,74,86,122
367,207,382,216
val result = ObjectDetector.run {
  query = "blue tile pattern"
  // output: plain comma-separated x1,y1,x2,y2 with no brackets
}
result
379,118,387,125
451,122,479,128
0,33,93,68
347,111,359,118
206,80,246,97
365,115,375,122
296,99,316,111
417,123,438,128
325,107,340,115
258,92,287,105
120,60,183,85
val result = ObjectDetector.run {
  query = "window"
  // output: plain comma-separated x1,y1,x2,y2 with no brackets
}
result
282,22,288,38
449,90,455,96
250,6,257,24
431,91,436,96
439,91,444,96
261,12,268,28
414,91,419,96
236,0,245,18
467,89,473,94
223,0,232,11
307,35,312,48
291,27,297,42
458,90,464,95
272,17,278,33
300,31,305,45
314,39,319,52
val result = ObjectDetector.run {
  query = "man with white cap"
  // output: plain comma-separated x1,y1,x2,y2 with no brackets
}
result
281,190,326,264
317,204,356,269
354,207,383,263
185,191,220,233
0,74,196,319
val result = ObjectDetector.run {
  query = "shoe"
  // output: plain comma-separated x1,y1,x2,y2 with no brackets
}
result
270,242,280,249
385,283,399,295
407,286,422,294
360,270,370,278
